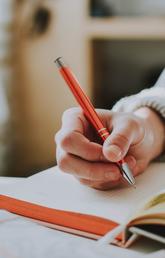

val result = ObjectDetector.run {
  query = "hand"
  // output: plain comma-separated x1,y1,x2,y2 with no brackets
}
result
55,107,164,190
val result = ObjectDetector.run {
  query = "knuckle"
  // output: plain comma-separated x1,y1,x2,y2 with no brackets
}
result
127,117,138,129
91,183,105,190
54,130,61,144
60,132,73,150
86,165,96,180
62,107,81,121
113,133,130,146
58,153,69,171
135,161,149,176
91,181,112,191
92,178,121,190
78,178,91,186
62,108,74,119
86,164,105,181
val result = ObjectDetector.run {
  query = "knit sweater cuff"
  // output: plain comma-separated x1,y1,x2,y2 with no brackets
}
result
112,88,165,120
112,69,165,120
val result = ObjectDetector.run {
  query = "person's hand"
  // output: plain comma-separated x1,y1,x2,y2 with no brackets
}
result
55,107,164,190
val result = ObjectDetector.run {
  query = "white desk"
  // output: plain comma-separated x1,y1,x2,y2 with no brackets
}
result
0,176,23,184
0,165,164,258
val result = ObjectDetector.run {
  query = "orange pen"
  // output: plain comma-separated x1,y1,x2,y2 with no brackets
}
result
55,57,135,187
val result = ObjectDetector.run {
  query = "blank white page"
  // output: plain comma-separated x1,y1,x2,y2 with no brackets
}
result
0,163,165,224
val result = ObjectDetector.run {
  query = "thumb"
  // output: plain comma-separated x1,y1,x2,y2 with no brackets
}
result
103,122,137,162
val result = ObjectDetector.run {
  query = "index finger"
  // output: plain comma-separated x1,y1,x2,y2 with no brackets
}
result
55,108,105,161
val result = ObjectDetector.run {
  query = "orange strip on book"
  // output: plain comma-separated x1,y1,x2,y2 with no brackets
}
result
0,194,121,240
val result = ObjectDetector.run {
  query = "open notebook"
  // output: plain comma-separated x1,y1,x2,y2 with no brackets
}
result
0,163,164,247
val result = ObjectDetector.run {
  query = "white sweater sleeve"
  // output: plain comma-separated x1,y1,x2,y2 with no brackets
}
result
112,69,165,120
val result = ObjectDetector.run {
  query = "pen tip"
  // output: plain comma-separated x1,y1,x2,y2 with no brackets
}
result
127,179,136,188
120,162,136,188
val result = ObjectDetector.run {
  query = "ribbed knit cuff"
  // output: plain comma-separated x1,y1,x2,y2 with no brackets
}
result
112,69,165,120
113,87,165,119
112,95,165,120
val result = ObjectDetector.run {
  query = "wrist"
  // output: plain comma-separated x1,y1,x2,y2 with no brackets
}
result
134,107,165,159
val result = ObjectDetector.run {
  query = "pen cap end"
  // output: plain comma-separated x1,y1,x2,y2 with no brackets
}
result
54,57,65,68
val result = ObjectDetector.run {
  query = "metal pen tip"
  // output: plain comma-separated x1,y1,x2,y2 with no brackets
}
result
120,163,136,188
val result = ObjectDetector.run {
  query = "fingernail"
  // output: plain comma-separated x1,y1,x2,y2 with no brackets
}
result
108,145,122,159
104,171,118,180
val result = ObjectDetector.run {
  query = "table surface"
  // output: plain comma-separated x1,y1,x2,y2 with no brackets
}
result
0,176,23,184
0,168,164,258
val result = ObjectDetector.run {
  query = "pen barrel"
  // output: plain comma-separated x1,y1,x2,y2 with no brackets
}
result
97,127,110,141
59,66,109,138
59,66,123,164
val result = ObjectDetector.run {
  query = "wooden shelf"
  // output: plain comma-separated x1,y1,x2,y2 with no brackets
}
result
85,17,165,39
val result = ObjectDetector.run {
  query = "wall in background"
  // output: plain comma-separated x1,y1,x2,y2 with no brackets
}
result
0,0,14,176
11,0,89,176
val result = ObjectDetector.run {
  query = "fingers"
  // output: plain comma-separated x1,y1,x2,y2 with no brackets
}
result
56,129,105,161
60,107,87,134
55,108,147,190
78,178,121,191
57,147,136,182
55,108,106,162
56,147,121,181
78,155,137,190
103,116,144,162
133,159,149,177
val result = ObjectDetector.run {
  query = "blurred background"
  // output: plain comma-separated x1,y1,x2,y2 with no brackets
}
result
0,0,165,177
